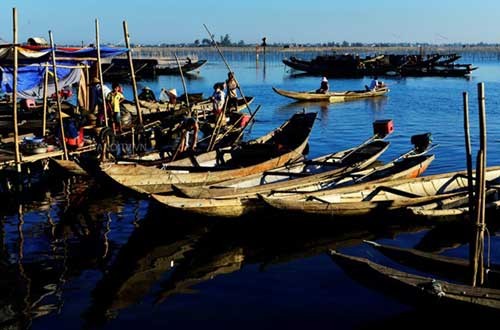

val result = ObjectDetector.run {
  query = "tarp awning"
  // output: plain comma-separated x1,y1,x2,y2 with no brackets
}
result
0,45,128,64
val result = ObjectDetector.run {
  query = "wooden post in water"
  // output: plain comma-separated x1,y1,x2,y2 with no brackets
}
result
95,19,108,127
471,82,487,287
463,92,474,206
12,8,21,173
464,92,475,271
42,67,49,136
123,21,143,126
203,24,254,117
49,31,69,160
262,37,267,67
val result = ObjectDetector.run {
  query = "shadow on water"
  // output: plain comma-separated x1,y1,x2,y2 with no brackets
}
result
81,207,437,327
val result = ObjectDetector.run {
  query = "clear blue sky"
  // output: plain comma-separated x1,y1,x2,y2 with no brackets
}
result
1,0,499,45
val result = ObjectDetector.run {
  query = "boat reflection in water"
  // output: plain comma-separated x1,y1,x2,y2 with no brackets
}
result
83,207,435,326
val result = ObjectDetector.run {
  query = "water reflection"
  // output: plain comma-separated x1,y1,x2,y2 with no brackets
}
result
364,96,388,113
84,215,210,326
83,211,434,327
0,178,130,328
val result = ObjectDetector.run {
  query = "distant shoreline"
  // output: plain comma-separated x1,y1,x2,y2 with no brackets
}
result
132,45,500,56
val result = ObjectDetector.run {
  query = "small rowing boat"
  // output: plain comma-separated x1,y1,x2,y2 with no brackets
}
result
272,87,389,103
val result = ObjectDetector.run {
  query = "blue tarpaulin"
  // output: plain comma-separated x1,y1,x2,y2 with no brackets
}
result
1,63,73,94
0,45,128,96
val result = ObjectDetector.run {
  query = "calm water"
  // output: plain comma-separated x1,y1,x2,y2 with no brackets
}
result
2,53,500,329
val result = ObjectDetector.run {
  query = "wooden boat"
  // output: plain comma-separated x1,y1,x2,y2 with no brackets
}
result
122,96,254,121
272,86,389,103
102,58,207,80
101,112,317,194
330,250,500,312
50,158,88,176
155,59,207,75
364,240,500,287
153,148,433,218
260,166,500,219
406,191,500,222
175,139,391,199
283,53,476,78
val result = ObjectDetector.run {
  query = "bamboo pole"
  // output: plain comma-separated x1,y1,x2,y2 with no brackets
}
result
123,20,143,126
463,92,474,211
464,92,475,273
12,8,21,173
203,24,254,117
49,31,69,160
85,65,90,111
95,19,108,127
174,53,190,110
42,68,49,136
471,82,487,287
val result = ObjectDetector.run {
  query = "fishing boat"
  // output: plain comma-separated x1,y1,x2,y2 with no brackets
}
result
259,166,500,220
101,112,317,194
102,57,208,79
175,139,390,199
406,190,500,222
121,96,254,122
330,250,500,312
363,240,500,287
155,59,207,75
272,87,389,103
153,141,433,218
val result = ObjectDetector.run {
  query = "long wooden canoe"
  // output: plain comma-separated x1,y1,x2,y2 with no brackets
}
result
330,250,500,312
122,96,254,119
175,139,390,199
364,240,500,287
272,87,389,103
101,112,317,194
259,166,500,219
152,151,433,218
155,59,208,75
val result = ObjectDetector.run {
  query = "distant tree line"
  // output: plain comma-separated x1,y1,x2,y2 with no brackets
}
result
122,38,500,48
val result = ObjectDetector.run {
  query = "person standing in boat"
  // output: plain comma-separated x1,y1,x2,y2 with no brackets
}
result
172,117,199,160
316,77,329,94
107,82,125,133
211,82,226,118
225,72,239,111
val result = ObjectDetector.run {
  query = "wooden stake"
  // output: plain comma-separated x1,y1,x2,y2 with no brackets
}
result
95,19,108,127
123,21,143,126
42,68,49,136
174,53,190,110
464,92,475,274
12,8,21,173
49,31,68,160
463,92,474,211
203,24,254,117
472,82,487,287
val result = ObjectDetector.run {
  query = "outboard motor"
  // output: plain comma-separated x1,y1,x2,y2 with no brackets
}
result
411,133,432,153
372,119,394,138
